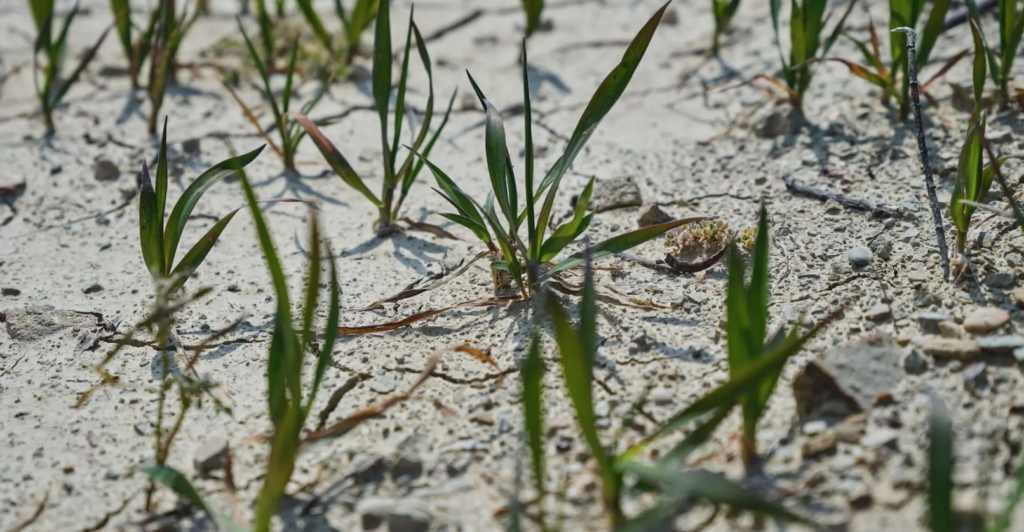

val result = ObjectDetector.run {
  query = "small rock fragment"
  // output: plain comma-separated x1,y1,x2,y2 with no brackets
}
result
801,431,838,458
636,202,673,228
182,138,201,154
918,336,982,360
1,288,20,296
902,348,930,375
590,176,642,213
194,437,229,477
913,291,940,308
5,305,98,341
848,247,872,267
371,372,397,394
984,271,1016,288
358,497,432,532
391,433,431,483
93,158,119,181
938,320,962,338
756,110,792,139
793,334,901,419
870,236,893,260
963,307,1011,333
865,303,891,322
917,313,952,335
861,427,899,449
977,335,1024,354
82,283,103,294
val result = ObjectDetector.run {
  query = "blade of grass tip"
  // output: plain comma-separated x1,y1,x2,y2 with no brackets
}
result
373,0,394,188
821,0,855,56
51,21,111,107
964,0,1000,83
540,215,709,280
291,110,382,206
407,146,491,241
657,405,732,467
157,117,169,232
238,18,284,134
539,178,594,262
390,7,413,173
299,207,322,354
928,396,954,532
139,161,165,277
254,0,274,61
521,39,538,261
282,37,299,117
471,78,517,229
395,21,437,206
580,240,597,366
749,204,772,396
533,2,669,244
917,0,951,66
163,145,265,272
295,0,332,52
405,88,457,190
521,328,546,527
988,455,1024,532
166,208,242,293
307,244,340,415
970,19,987,111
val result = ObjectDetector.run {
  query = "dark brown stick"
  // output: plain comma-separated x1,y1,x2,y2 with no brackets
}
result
782,171,903,218
893,27,950,280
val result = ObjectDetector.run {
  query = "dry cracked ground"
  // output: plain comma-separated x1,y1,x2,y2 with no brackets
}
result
3,0,1024,530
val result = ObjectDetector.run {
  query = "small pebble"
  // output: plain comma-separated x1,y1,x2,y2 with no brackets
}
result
865,303,891,322
182,138,201,154
977,335,1024,353
82,283,103,294
93,158,119,181
918,336,982,360
917,313,952,335
903,348,930,375
963,307,1010,333
193,437,229,477
848,246,872,267
984,271,1016,288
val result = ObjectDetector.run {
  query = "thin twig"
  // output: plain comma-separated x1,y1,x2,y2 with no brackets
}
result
894,27,950,281
781,171,903,217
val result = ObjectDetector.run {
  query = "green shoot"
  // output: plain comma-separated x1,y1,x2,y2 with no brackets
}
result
522,0,544,38
815,0,953,118
766,0,853,108
230,19,327,173
31,0,111,134
237,168,341,532
147,0,198,134
415,3,702,298
535,244,823,529
294,0,454,233
252,0,275,67
712,0,741,53
952,21,991,258
295,0,333,57
138,118,264,293
965,0,1024,105
336,0,379,65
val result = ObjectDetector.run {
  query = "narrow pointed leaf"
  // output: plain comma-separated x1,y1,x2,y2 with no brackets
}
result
291,111,381,207
139,161,164,277
928,397,954,532
539,178,594,262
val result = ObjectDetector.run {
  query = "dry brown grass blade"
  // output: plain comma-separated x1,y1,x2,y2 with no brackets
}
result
303,344,491,444
353,250,490,311
400,217,462,240
221,81,283,161
748,74,801,103
339,295,521,334
920,48,969,95
451,344,503,387
7,492,47,532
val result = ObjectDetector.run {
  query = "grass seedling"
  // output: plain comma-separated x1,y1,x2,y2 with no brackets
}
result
252,0,275,67
817,0,953,118
525,241,829,529
952,22,992,259
712,0,741,54
228,19,327,174
30,0,111,134
764,0,853,108
294,0,455,233
522,0,544,38
414,3,705,298
295,0,377,66
138,118,264,293
927,396,1024,532
965,0,1024,105
147,0,198,134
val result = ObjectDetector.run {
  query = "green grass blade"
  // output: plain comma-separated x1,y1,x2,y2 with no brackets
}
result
282,38,299,116
157,118,169,227
580,242,597,366
109,0,131,62
522,39,538,261
965,0,1002,85
521,327,546,526
143,465,211,515
917,0,951,66
291,111,381,207
971,19,988,110
306,242,340,417
522,0,544,37
539,178,594,262
138,161,164,278
254,0,274,61
658,406,731,467
52,5,110,108
30,0,55,31
238,18,285,139
440,212,492,244
408,148,489,236
396,21,437,200
928,397,954,532
373,0,394,186
295,0,332,52
988,457,1024,532
405,87,455,195
390,8,413,172
299,208,322,354
534,2,669,244
163,145,264,272
167,208,241,293
541,216,706,279
481,195,526,294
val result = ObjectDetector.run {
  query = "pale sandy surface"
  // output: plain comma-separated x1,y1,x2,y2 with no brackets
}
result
2,0,1024,530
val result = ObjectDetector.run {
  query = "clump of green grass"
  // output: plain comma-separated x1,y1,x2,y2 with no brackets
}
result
30,0,111,134
147,0,198,134
414,3,704,298
517,231,832,529
965,0,1024,106
108,0,164,88
712,0,741,54
816,0,953,118
763,0,853,109
227,19,327,174
294,0,455,233
522,0,545,38
295,0,377,67
138,118,264,293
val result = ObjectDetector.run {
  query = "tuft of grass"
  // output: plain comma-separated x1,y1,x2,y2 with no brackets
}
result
712,0,741,53
30,0,111,134
522,0,545,38
229,19,327,173
414,3,701,298
765,0,853,108
336,0,379,65
816,0,953,118
294,0,454,233
952,21,992,258
524,239,829,529
138,118,264,293
965,0,1024,105
147,0,198,134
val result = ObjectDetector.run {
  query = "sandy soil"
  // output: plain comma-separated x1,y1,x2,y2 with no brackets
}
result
3,0,1024,530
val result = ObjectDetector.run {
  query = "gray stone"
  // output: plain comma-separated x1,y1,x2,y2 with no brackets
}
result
590,176,642,213
82,283,103,294
1014,347,1024,362
985,271,1017,288
5,305,98,342
918,336,982,360
793,334,901,419
865,303,891,322
978,335,1024,354
903,348,930,375
918,313,952,335
913,291,940,308
650,388,674,405
870,236,894,259
358,497,432,532
193,436,229,477
848,246,872,267
93,158,119,181
182,138,201,154
756,110,793,139
861,427,899,449
636,202,673,228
